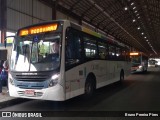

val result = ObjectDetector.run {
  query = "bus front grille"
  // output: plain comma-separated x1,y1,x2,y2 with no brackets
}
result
17,85,45,89
14,75,49,82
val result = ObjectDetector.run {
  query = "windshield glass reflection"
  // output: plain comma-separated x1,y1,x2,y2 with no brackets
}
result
10,33,61,71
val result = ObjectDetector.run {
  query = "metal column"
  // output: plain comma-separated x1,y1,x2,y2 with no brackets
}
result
52,0,57,20
0,0,7,43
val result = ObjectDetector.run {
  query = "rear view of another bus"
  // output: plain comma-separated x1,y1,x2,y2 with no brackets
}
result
130,52,148,73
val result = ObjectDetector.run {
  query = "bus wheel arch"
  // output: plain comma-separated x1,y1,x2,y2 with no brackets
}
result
84,73,96,98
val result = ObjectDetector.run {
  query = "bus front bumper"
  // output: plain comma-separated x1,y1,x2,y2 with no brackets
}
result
8,83,65,101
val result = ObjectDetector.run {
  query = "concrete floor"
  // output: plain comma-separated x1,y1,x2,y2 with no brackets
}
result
0,67,160,120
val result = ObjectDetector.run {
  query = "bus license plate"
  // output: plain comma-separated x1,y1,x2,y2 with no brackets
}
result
25,90,35,96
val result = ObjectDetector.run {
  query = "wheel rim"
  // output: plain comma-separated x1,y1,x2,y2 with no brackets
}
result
85,82,92,95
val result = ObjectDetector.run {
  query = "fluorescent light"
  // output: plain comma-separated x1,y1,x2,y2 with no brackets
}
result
134,10,138,13
131,2,134,5
124,7,128,10
133,7,136,9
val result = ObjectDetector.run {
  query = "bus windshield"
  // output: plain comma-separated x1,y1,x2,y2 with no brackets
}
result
131,56,141,66
10,33,61,72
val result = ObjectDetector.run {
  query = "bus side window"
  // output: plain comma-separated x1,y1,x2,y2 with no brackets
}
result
65,28,81,67
98,42,107,59
83,36,98,59
108,45,115,60
126,50,130,62
122,50,126,61
116,47,121,60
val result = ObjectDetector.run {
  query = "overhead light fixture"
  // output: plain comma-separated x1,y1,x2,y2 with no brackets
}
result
141,32,144,35
134,10,138,13
144,36,147,39
136,14,139,16
138,16,140,19
137,27,140,30
131,2,134,5
133,19,136,22
124,7,128,10
146,39,148,41
133,7,136,9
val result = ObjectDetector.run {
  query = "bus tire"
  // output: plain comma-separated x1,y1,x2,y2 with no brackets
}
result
120,70,124,81
84,76,96,99
144,69,147,73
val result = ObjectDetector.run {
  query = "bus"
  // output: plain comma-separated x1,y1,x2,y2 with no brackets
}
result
148,59,158,67
6,20,131,101
130,52,148,73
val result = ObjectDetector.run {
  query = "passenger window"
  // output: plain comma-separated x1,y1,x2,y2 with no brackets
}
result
83,36,98,59
109,45,115,59
116,47,121,59
122,49,126,61
98,42,107,59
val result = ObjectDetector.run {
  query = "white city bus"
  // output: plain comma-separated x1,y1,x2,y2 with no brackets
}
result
7,20,131,101
130,52,148,73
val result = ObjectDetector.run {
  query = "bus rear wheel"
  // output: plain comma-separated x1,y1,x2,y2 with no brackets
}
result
120,71,124,81
84,77,95,99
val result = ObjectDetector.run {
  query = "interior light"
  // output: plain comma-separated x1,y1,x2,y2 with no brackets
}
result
141,32,144,35
146,40,148,41
131,2,134,5
138,16,140,19
144,37,147,39
134,10,138,13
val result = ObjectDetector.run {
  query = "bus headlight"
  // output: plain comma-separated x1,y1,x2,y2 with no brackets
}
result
49,74,59,87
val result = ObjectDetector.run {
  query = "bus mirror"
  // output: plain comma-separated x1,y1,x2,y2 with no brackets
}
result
4,36,15,48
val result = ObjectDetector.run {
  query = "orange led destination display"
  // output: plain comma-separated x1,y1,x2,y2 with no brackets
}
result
130,52,139,56
19,23,58,36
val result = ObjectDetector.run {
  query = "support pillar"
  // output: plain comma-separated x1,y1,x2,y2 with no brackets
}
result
0,0,7,43
52,0,57,20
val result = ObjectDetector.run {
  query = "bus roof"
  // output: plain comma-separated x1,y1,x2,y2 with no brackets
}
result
17,19,128,48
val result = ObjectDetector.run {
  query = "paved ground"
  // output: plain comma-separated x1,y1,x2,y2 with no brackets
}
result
0,66,160,120
0,86,21,109
0,66,159,108
0,87,13,102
